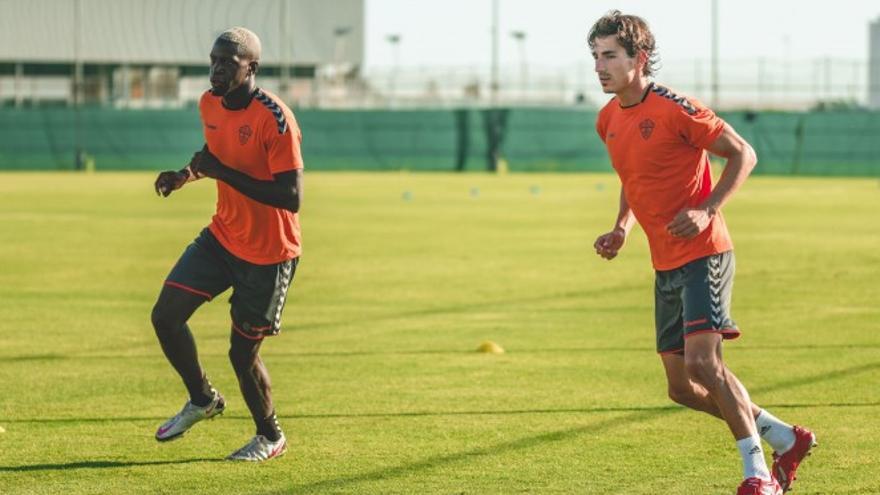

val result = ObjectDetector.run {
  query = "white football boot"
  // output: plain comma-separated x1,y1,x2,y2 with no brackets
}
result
226,433,288,462
155,390,225,442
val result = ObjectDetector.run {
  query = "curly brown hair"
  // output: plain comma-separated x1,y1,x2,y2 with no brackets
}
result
587,10,658,77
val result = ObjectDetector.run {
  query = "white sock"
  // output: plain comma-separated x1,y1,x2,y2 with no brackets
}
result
756,409,796,454
736,435,771,481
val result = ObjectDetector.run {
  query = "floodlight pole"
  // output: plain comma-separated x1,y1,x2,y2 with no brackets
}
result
490,0,499,106
333,27,352,78
386,34,401,106
330,26,352,106
73,0,82,107
280,0,290,99
710,0,719,108
486,0,505,172
14,63,22,108
73,0,84,169
511,30,527,99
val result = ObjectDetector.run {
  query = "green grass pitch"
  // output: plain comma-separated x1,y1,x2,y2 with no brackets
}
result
0,172,878,494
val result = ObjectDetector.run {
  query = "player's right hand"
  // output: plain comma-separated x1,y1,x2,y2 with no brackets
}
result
593,228,626,260
154,170,188,197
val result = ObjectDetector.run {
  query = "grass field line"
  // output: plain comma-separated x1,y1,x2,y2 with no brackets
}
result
4,343,880,362
0,458,225,474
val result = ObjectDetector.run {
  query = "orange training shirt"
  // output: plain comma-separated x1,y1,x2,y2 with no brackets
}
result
596,83,732,271
199,88,303,265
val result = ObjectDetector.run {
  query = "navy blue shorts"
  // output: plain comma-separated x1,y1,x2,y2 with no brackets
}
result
164,228,298,340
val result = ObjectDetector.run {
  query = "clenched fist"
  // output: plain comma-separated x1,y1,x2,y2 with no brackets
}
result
594,228,627,260
154,170,190,197
154,149,206,197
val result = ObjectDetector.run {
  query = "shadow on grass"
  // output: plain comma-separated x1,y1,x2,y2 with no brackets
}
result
752,361,880,396
4,353,68,362
0,458,223,472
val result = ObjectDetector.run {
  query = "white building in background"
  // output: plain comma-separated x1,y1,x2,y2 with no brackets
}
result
0,0,364,107
870,16,880,109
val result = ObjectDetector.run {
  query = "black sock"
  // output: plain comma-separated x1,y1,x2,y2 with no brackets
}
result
256,412,283,442
189,376,215,407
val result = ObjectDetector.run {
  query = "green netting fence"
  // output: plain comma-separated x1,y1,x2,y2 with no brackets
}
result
1,106,878,176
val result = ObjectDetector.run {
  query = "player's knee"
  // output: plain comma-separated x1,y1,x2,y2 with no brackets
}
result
228,345,255,372
667,384,694,406
684,355,722,388
151,302,179,334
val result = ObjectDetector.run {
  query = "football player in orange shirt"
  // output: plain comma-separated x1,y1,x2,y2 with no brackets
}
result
589,11,814,494
151,27,303,462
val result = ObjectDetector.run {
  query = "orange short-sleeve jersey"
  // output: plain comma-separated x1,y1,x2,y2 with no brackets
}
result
199,88,303,265
596,83,732,271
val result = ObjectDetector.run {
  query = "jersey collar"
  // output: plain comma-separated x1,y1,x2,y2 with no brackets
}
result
618,81,654,109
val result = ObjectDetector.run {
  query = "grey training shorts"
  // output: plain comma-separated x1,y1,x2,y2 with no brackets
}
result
654,251,740,354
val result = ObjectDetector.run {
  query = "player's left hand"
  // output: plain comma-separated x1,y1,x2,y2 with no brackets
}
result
666,207,714,238
190,146,224,179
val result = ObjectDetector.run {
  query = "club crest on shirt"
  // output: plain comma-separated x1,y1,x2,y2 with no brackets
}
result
639,119,655,140
238,125,253,145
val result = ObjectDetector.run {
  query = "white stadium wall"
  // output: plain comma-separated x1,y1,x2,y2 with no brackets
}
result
0,0,364,66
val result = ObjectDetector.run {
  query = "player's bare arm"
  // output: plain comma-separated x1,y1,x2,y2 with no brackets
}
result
594,189,636,260
666,123,757,238
191,148,301,212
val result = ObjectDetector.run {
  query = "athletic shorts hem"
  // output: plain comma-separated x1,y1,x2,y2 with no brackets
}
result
164,280,213,301
684,328,741,340
658,347,685,355
232,321,271,341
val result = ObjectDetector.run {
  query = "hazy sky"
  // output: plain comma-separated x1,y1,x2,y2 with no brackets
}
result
364,0,880,69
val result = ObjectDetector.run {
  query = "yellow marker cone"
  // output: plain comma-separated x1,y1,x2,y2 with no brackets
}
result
477,341,504,354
